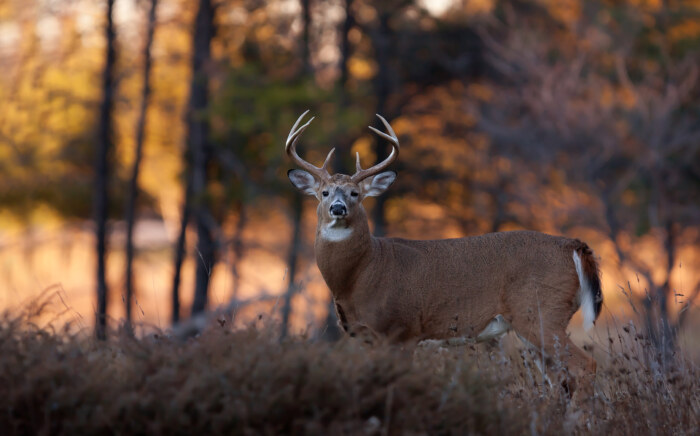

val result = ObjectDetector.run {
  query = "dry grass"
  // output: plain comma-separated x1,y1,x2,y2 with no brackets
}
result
0,296,698,435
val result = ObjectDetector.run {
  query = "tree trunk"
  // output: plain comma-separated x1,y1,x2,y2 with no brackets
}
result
230,203,246,300
94,0,116,340
280,194,303,339
191,213,215,314
189,0,216,316
339,0,353,90
301,0,311,74
371,11,392,237
280,0,313,339
645,166,677,360
651,218,677,362
124,0,158,324
332,0,354,175
171,191,189,324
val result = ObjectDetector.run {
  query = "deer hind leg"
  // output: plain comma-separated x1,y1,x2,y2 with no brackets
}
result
556,336,596,400
514,327,595,400
514,332,554,388
505,277,596,399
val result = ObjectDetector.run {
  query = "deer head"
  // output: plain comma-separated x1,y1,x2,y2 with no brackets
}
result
286,111,399,239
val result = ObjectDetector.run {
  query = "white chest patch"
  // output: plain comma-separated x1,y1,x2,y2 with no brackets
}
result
320,224,353,242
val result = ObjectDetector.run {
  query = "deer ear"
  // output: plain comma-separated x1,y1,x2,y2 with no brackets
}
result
288,169,318,196
361,171,396,197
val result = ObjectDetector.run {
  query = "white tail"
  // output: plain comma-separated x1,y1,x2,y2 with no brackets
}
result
285,112,603,397
574,251,597,331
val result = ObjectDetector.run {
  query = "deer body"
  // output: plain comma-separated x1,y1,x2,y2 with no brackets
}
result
316,205,589,344
285,112,602,396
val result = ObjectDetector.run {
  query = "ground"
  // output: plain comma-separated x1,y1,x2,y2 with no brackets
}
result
0,299,698,435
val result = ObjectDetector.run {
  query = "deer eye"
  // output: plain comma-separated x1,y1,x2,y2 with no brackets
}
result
322,191,329,197
351,191,359,197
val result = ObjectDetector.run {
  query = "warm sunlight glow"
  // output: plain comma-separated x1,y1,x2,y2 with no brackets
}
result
419,0,455,16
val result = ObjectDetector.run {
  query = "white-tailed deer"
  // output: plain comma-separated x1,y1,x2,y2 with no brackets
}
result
286,111,603,396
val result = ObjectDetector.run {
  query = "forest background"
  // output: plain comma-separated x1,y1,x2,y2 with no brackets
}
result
0,0,699,356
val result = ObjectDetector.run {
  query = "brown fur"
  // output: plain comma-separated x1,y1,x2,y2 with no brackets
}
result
317,204,585,341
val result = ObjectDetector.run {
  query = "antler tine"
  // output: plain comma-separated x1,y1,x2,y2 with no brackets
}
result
367,114,398,147
351,114,400,182
321,148,336,171
285,110,314,149
285,111,332,180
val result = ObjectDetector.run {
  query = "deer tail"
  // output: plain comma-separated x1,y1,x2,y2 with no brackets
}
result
572,243,603,331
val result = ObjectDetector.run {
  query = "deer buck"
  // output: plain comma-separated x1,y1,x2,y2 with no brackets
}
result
285,111,603,396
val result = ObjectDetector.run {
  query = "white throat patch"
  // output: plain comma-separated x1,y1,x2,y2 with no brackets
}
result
320,220,353,242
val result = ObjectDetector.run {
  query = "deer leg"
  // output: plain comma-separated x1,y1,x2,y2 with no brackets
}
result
504,279,596,398
514,328,595,399
558,336,596,400
514,331,554,388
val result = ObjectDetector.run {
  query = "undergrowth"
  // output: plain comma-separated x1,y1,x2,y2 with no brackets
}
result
0,297,698,435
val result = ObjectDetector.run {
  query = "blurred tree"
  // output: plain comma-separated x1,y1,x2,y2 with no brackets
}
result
281,0,314,340
174,0,217,318
367,3,397,237
124,0,158,325
94,0,117,340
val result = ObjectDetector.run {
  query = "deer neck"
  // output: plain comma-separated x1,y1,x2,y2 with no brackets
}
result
314,205,374,299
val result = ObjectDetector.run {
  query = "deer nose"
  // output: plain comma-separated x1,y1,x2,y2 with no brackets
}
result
329,202,347,217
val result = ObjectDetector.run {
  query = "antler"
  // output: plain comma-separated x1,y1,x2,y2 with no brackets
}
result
286,110,334,181
351,114,400,183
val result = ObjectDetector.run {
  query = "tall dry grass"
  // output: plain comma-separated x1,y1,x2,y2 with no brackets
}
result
0,292,698,435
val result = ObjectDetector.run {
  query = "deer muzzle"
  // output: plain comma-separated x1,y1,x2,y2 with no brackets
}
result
329,202,348,217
